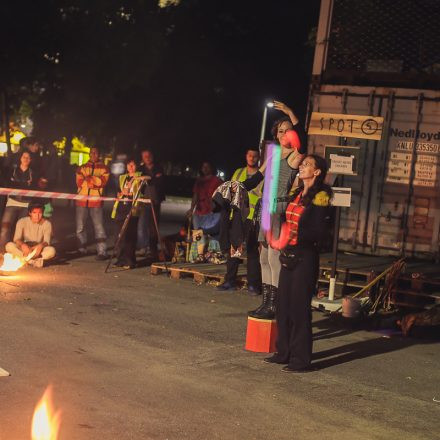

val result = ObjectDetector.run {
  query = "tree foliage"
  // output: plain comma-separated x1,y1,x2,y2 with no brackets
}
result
1,0,320,171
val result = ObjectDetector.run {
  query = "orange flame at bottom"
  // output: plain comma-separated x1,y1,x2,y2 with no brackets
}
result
0,253,24,272
31,386,61,440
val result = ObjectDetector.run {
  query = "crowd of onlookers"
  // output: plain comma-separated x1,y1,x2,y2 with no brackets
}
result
0,137,166,268
0,100,339,372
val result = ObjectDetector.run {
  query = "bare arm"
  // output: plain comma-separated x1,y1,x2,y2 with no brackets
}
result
273,100,299,126
287,152,305,169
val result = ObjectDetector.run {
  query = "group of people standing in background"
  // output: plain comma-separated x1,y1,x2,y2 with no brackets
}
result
0,139,165,269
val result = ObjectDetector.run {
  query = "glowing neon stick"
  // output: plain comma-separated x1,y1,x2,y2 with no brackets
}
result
261,142,281,231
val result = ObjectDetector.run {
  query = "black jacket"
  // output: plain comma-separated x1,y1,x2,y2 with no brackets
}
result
279,188,333,250
139,163,165,203
212,192,246,253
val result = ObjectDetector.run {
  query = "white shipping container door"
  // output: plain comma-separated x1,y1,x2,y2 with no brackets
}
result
308,85,440,258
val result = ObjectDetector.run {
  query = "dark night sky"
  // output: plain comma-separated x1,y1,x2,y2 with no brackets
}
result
1,0,320,176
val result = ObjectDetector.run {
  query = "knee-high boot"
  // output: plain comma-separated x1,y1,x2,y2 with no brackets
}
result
248,283,272,318
249,285,277,319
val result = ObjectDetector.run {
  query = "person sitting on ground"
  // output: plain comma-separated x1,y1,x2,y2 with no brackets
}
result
186,161,223,262
5,204,55,267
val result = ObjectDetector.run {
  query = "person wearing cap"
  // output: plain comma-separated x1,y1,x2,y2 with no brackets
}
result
5,204,55,267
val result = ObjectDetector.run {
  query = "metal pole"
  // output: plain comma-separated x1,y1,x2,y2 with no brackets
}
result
401,94,424,256
352,90,375,248
329,204,341,301
259,106,268,146
259,105,269,166
328,90,348,301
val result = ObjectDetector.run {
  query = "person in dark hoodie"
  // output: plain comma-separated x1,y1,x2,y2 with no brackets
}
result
263,154,333,373
0,150,36,252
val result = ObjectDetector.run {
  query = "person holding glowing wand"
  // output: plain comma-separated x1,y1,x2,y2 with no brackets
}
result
242,100,307,320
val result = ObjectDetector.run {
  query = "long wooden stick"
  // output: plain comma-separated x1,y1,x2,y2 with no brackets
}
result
105,180,147,273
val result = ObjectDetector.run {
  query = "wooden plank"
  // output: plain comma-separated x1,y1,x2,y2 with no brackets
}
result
308,112,384,140
318,278,366,288
393,289,440,299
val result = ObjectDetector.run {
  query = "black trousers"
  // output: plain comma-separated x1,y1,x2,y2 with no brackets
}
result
225,219,261,287
114,216,139,266
276,247,319,369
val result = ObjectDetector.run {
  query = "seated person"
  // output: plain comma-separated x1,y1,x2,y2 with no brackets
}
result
5,204,55,267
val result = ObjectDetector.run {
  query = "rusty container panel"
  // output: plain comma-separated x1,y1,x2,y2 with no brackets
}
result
308,84,440,259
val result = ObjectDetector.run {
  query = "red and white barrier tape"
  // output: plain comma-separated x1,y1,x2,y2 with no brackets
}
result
0,187,151,203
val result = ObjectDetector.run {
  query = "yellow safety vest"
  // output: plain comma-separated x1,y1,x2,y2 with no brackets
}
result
111,172,143,219
231,167,262,220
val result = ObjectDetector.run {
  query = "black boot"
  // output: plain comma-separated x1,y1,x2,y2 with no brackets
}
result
249,285,277,319
248,284,271,317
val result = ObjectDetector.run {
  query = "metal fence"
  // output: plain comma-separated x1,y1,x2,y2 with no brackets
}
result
326,0,440,78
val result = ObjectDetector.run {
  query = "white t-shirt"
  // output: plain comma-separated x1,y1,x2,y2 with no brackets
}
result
13,217,52,245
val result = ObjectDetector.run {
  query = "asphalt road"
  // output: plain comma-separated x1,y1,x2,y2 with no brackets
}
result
0,201,439,439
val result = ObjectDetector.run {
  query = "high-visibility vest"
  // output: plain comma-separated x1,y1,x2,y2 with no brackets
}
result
231,167,262,220
111,172,143,219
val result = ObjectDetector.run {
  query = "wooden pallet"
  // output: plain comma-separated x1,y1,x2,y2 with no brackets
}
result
151,261,247,285
152,253,440,308
317,253,390,296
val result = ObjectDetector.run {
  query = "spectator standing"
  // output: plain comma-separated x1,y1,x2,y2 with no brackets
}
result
137,149,165,258
264,155,332,372
111,158,144,269
6,137,42,176
0,151,36,252
6,204,56,267
186,161,223,262
75,147,110,260
217,149,262,294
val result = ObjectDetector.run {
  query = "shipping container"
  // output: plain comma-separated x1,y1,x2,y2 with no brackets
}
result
308,85,440,258
308,0,440,259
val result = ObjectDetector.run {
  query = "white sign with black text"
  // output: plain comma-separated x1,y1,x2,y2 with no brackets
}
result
331,187,352,207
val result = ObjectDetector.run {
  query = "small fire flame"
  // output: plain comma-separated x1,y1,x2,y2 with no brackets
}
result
31,386,61,440
0,253,24,272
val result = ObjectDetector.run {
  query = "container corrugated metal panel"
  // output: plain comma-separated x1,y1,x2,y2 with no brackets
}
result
308,85,440,258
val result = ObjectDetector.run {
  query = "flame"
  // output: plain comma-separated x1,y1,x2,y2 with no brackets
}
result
31,386,61,440
0,253,24,272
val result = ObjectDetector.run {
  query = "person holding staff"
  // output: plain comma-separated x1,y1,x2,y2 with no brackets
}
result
264,154,333,373
111,158,145,269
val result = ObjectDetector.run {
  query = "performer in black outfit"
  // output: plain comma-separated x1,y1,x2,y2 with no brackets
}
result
264,154,333,373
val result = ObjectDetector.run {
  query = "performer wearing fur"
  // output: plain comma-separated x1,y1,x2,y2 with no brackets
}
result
264,154,333,373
